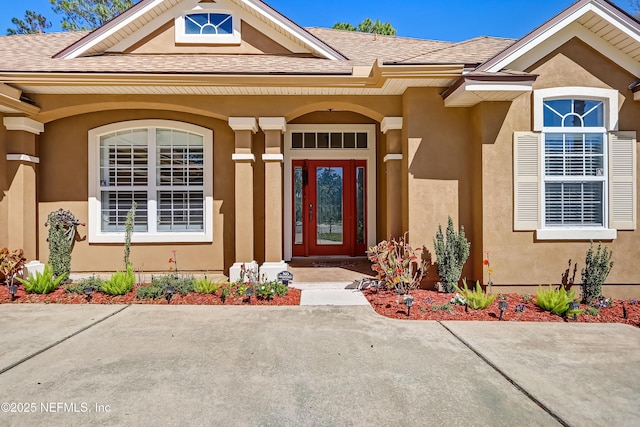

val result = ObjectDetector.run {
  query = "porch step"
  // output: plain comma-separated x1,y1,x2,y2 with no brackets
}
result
292,281,354,290
295,282,370,306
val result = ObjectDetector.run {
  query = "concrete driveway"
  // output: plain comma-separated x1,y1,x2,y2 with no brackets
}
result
0,304,638,426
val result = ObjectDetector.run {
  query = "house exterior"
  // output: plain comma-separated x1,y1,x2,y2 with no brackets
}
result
0,0,638,295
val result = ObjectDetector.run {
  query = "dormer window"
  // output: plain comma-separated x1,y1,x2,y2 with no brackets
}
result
175,6,240,44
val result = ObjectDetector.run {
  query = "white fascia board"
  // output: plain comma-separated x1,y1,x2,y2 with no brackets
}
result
238,0,346,60
258,117,287,132
3,117,44,134
63,0,166,59
444,80,533,107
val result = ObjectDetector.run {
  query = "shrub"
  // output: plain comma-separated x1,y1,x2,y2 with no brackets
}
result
194,277,222,294
255,281,289,300
430,303,453,313
0,248,26,284
123,202,136,268
580,242,613,304
16,264,66,294
102,265,135,295
136,283,165,300
65,276,104,294
433,216,470,293
152,274,195,295
455,279,497,310
536,285,577,316
46,209,81,280
585,306,600,316
367,233,428,295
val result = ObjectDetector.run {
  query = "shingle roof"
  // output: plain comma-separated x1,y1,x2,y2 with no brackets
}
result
0,28,514,75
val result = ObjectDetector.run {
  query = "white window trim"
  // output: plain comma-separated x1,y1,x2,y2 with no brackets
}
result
535,88,618,241
88,120,213,244
533,87,619,131
175,4,240,45
283,124,377,261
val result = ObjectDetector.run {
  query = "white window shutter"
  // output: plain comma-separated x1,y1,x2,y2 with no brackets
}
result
514,132,541,230
609,131,637,230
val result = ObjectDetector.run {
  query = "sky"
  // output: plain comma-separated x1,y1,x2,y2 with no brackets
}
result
0,0,636,42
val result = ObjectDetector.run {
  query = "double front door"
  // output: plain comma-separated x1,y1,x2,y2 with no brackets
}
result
292,160,367,256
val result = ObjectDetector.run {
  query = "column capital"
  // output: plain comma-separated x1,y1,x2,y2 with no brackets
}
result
231,153,256,162
228,117,258,133
259,117,286,132
3,117,44,135
6,154,40,164
380,117,403,134
383,154,403,162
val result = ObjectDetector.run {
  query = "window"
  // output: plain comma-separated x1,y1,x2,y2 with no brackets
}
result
543,99,606,227
89,120,213,243
514,87,637,240
175,6,240,44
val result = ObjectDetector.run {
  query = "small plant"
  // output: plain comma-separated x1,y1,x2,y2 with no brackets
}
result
535,285,578,316
585,306,600,316
483,251,494,293
123,201,136,268
455,279,497,310
522,294,532,303
431,303,453,313
256,281,289,300
499,294,507,300
65,276,104,294
46,209,82,280
16,264,66,294
367,233,428,295
136,282,164,300
630,299,638,306
194,277,222,294
102,265,135,295
581,242,613,304
591,296,613,309
515,304,526,313
152,275,195,295
561,259,577,291
433,216,470,293
423,297,434,303
0,248,26,285
234,282,249,297
220,283,231,302
450,293,466,306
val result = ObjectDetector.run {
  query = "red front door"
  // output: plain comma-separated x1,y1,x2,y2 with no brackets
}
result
292,160,367,257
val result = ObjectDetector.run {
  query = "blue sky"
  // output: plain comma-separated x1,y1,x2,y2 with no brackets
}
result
0,0,636,41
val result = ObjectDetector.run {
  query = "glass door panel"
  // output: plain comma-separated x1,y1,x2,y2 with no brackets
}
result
316,167,343,245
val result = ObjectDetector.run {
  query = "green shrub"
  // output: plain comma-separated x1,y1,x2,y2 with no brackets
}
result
102,265,135,295
255,281,289,300
434,216,470,293
136,283,165,300
581,242,613,304
46,209,81,280
431,303,453,313
455,279,497,310
585,306,600,316
16,264,66,294
123,202,136,268
194,277,222,294
65,276,104,294
151,274,195,295
536,285,577,316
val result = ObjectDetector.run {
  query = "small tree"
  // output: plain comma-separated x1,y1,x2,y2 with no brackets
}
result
7,10,51,35
580,242,613,304
46,209,82,279
433,216,470,293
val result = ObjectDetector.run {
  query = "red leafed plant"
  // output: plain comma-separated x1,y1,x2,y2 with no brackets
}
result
367,233,428,295
0,248,27,285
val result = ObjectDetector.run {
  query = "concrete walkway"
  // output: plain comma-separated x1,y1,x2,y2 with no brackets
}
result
1,304,638,426
295,281,370,306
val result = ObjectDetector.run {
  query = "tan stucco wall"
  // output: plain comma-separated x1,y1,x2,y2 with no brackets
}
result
38,110,235,274
482,38,640,288
127,20,292,55
402,87,477,284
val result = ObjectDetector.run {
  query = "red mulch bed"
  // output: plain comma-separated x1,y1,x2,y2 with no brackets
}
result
363,288,640,327
0,284,301,306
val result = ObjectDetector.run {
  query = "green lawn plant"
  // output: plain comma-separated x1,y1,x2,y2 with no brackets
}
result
581,242,613,304
16,264,66,294
455,279,497,310
102,265,135,295
434,216,471,293
536,285,579,317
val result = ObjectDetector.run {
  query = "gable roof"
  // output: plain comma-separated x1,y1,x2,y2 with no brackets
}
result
478,0,640,74
53,0,348,61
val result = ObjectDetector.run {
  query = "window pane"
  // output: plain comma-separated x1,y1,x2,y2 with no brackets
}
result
294,167,303,245
317,132,329,149
330,133,342,148
316,167,343,245
543,99,604,128
157,191,204,231
356,166,365,244
156,129,204,187
545,133,604,177
545,182,603,226
343,133,356,148
184,13,232,35
356,133,368,148
304,133,316,149
101,191,148,232
292,133,303,149
100,129,148,187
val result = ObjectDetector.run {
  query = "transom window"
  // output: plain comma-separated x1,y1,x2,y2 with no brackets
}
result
185,13,232,35
291,132,368,149
543,99,606,227
89,120,213,243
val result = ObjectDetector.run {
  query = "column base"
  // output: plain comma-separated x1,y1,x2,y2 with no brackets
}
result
228,261,259,282
23,260,45,279
259,261,289,282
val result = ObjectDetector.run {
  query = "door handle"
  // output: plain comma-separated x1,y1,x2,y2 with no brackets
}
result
308,203,313,222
